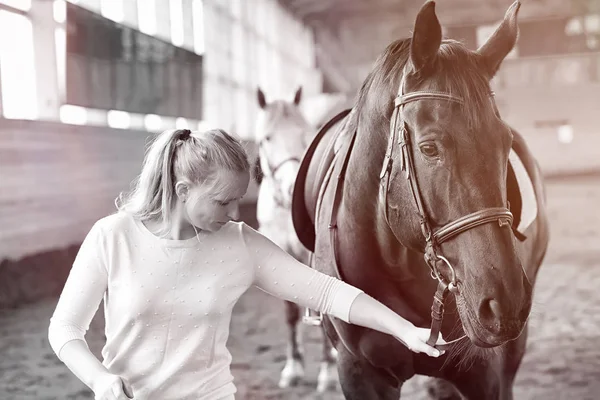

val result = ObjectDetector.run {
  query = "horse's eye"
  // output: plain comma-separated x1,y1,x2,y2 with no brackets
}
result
419,143,439,157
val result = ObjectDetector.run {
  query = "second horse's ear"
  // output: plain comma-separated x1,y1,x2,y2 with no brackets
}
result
293,87,302,105
253,155,263,185
257,87,267,109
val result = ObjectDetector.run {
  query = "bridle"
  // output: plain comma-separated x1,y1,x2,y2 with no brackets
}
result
326,76,515,352
378,77,514,350
257,138,301,207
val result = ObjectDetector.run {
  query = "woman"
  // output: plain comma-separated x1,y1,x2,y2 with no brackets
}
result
48,128,445,400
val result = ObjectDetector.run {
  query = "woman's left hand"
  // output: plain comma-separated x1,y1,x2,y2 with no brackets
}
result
393,326,447,358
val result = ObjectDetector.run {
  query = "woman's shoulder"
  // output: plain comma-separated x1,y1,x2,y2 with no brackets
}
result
92,212,135,236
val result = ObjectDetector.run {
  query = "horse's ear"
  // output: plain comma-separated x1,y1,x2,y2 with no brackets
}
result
253,154,263,185
410,1,442,74
477,1,520,78
257,87,267,109
293,87,302,105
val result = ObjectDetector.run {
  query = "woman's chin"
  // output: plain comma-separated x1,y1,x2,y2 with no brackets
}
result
209,221,227,231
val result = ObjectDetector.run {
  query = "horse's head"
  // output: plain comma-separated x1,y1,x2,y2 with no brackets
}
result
255,87,311,207
368,1,530,347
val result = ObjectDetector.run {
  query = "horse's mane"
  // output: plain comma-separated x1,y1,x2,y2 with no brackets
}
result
348,38,496,133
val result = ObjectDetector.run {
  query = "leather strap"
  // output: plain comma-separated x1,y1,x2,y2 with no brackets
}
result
329,131,358,280
434,208,513,244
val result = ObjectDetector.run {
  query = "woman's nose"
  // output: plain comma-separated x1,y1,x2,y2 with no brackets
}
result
227,201,240,220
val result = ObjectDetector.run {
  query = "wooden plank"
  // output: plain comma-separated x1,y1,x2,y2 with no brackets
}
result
0,120,149,260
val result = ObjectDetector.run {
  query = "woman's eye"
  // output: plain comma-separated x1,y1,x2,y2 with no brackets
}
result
219,201,230,206
419,143,439,157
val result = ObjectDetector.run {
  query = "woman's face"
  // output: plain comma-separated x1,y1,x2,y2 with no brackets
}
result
183,169,250,232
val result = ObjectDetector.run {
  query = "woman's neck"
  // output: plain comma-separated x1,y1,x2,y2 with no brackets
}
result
144,212,200,241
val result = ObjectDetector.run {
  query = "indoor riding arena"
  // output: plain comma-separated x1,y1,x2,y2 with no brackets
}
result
1,0,599,399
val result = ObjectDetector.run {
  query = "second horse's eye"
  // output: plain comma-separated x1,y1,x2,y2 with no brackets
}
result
419,143,439,158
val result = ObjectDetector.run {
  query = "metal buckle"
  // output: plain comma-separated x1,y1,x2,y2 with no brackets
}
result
428,254,459,291
302,308,323,326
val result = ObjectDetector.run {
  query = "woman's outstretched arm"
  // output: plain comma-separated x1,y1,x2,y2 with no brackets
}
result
240,223,445,357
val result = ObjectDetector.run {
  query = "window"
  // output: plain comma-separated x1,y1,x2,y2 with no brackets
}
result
0,10,37,119
65,2,203,120
137,0,156,35
192,0,204,55
100,0,122,23
170,0,184,47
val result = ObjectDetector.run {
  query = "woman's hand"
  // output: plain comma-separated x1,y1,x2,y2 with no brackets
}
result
393,325,447,357
93,374,134,400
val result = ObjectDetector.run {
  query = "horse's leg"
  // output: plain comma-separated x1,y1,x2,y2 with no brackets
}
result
336,346,402,400
278,300,305,388
423,378,462,400
316,325,338,392
447,331,528,400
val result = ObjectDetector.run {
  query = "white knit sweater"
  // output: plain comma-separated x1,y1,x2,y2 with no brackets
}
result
48,212,362,400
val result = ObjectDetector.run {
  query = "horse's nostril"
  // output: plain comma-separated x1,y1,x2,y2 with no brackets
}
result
479,298,502,322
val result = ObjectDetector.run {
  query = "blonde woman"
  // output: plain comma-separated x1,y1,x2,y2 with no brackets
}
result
48,128,445,400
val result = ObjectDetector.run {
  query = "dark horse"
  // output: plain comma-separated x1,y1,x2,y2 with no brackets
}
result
292,1,549,399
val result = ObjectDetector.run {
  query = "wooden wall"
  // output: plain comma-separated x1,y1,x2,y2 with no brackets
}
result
0,119,259,263
0,119,148,261
496,83,600,177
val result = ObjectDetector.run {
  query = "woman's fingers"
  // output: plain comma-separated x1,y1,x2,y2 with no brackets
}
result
404,328,446,357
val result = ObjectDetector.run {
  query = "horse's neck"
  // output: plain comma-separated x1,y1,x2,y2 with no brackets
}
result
342,114,428,283
344,116,388,228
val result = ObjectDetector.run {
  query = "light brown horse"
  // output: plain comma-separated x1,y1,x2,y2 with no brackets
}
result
293,1,550,398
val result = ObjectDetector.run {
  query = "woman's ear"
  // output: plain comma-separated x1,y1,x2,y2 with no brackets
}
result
175,181,190,203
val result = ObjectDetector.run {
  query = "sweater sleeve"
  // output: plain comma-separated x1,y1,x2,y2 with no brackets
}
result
240,223,363,323
48,221,108,359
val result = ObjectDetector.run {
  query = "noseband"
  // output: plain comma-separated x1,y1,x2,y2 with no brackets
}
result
258,139,300,206
378,78,513,350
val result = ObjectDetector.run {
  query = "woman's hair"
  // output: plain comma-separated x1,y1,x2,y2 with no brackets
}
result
116,128,250,235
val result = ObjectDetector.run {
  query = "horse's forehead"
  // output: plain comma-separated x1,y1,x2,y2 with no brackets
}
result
406,100,507,146
255,103,309,137
406,101,459,126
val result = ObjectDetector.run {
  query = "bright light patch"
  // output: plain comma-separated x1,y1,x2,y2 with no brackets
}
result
53,0,66,23
175,117,189,129
192,0,205,55
144,114,163,132
0,11,37,120
170,0,184,47
100,0,123,23
558,124,574,144
107,110,131,129
55,27,66,101
60,104,87,125
137,0,156,35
